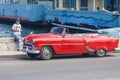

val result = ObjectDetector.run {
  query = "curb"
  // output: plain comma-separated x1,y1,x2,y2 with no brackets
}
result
0,51,26,57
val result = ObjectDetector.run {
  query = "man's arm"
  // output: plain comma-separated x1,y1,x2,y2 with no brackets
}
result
12,29,21,32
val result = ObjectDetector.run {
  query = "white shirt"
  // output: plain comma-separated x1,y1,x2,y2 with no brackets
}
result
12,23,22,36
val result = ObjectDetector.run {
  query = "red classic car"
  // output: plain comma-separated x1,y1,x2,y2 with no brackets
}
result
23,27,118,60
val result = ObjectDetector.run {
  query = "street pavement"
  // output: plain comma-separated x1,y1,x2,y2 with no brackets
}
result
0,49,119,57
0,52,120,80
0,50,119,57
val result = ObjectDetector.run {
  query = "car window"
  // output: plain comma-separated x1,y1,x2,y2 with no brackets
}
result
50,27,64,34
50,27,98,35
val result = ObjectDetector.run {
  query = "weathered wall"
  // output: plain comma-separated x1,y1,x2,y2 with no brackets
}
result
0,4,119,27
0,38,17,51
0,4,44,21
45,8,120,27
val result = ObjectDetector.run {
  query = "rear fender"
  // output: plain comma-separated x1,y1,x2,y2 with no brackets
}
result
85,46,107,55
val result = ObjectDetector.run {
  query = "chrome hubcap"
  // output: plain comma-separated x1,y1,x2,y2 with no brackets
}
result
43,48,51,58
97,49,106,57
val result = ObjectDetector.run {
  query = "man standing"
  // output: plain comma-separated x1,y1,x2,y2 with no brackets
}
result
12,18,22,51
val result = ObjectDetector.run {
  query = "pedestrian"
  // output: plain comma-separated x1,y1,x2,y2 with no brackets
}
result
113,8,119,15
12,18,22,51
96,7,100,11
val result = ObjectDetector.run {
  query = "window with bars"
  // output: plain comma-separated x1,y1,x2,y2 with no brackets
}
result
27,0,36,4
56,0,59,8
39,0,53,1
80,0,88,10
69,0,76,9
13,0,19,3
116,0,120,4
63,0,68,8
109,0,120,5
63,0,76,9
0,0,6,3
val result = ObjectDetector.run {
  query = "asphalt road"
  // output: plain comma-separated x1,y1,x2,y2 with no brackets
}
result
0,53,120,80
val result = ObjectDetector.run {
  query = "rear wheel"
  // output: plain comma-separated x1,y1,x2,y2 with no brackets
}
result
95,49,106,57
40,46,53,60
27,53,39,59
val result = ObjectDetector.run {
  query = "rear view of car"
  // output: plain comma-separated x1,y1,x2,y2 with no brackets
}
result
84,34,119,57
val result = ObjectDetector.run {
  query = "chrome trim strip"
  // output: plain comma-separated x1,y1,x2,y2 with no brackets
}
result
85,46,95,55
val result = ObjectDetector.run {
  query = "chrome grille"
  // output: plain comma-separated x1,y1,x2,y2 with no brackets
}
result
23,43,34,50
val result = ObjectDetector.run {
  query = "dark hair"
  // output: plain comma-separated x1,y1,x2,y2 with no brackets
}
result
16,18,20,21
97,7,100,10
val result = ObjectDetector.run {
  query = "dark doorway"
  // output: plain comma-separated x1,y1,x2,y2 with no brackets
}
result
110,0,115,11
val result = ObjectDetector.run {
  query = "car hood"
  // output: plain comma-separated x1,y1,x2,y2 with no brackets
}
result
24,33,62,43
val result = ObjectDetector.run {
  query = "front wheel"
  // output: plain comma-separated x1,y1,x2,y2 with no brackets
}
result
40,46,53,60
95,49,106,57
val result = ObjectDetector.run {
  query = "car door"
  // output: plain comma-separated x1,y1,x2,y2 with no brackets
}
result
61,34,86,54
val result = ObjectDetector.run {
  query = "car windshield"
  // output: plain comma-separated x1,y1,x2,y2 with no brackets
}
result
50,27,64,34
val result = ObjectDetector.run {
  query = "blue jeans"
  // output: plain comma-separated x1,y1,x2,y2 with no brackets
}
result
14,34,21,50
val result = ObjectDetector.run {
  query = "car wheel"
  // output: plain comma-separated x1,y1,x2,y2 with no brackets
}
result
95,49,106,57
40,46,53,60
27,53,39,59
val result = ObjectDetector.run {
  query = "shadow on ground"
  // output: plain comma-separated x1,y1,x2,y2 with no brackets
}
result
0,53,117,61
17,54,116,61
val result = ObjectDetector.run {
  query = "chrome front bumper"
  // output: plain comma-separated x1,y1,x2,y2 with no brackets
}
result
23,49,40,54
23,43,40,54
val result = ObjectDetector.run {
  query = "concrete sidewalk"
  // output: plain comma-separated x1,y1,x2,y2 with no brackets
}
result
0,51,26,56
0,38,26,56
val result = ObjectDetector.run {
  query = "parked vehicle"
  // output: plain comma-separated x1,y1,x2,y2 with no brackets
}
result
23,27,118,60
